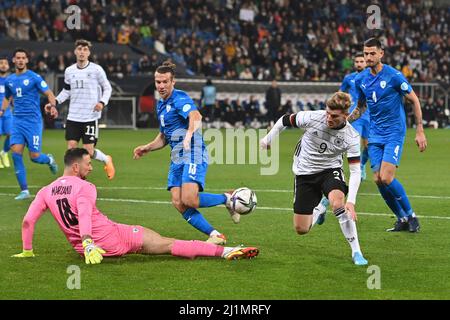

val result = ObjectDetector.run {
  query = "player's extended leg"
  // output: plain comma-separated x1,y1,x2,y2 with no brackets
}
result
179,183,227,245
379,161,420,232
10,144,30,199
328,189,367,266
137,227,259,260
83,143,115,180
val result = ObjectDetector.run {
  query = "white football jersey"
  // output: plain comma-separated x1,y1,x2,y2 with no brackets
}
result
292,110,360,175
57,62,112,122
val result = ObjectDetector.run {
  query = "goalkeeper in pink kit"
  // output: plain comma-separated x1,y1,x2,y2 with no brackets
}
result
12,148,259,264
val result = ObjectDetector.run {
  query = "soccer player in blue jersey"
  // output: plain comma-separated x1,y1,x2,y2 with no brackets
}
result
348,38,427,232
0,57,12,169
133,61,239,245
0,48,59,200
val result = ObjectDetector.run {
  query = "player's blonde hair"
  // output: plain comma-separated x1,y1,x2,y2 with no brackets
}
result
326,92,352,113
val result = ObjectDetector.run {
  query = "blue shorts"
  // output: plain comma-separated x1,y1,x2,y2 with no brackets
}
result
10,119,43,152
351,118,370,139
0,115,12,135
368,138,405,172
167,161,208,191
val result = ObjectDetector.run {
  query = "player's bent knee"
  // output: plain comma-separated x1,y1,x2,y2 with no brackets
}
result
294,226,310,235
181,194,198,208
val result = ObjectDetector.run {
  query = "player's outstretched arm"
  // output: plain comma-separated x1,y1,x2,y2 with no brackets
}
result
405,91,427,152
260,113,297,149
12,191,48,258
133,132,167,159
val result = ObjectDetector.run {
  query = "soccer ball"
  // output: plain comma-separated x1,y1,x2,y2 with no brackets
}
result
231,187,257,215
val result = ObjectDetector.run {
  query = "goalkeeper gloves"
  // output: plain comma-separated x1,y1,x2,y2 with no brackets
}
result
12,249,35,258
82,239,105,265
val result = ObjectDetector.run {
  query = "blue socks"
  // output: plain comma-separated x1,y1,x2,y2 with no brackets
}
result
377,184,406,220
12,153,28,191
361,147,369,166
199,193,226,208
30,153,50,164
385,179,414,217
182,208,214,235
3,136,10,152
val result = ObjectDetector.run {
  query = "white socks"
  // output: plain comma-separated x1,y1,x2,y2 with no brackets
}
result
93,149,109,163
334,207,361,255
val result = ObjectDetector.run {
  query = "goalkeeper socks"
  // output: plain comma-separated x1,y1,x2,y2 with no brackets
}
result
361,147,369,166
182,208,215,235
377,184,406,220
30,153,50,164
199,193,227,208
3,136,10,152
12,153,28,191
334,207,361,255
93,148,108,163
385,179,414,217
171,240,223,259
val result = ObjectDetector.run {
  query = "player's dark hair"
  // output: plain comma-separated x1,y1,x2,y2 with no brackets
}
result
354,52,364,59
156,60,176,78
75,39,92,48
364,38,383,49
64,148,90,166
13,48,29,58
0,56,9,61
326,92,352,112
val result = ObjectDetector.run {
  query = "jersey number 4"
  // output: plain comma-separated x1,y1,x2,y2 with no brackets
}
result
57,198,78,228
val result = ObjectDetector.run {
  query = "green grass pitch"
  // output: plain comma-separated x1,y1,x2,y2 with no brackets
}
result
0,128,449,299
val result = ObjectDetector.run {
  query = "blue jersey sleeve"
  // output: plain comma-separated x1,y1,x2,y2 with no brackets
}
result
391,71,412,96
340,75,350,92
33,73,49,93
175,96,198,119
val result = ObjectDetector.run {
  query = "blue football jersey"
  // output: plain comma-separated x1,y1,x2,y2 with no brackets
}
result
340,72,369,122
4,70,49,120
157,89,206,163
355,65,412,142
0,76,12,117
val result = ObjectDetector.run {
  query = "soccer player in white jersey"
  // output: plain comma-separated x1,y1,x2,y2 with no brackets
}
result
260,92,368,265
46,39,115,180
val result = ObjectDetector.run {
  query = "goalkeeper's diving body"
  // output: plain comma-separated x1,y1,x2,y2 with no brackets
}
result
12,148,259,264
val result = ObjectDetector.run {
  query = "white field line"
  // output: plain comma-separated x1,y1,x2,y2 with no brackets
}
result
0,185,449,200
1,193,449,221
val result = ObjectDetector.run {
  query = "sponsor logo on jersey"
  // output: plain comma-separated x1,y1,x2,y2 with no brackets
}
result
380,80,386,89
183,104,191,112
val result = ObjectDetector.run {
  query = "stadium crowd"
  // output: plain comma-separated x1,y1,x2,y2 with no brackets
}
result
0,0,449,83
